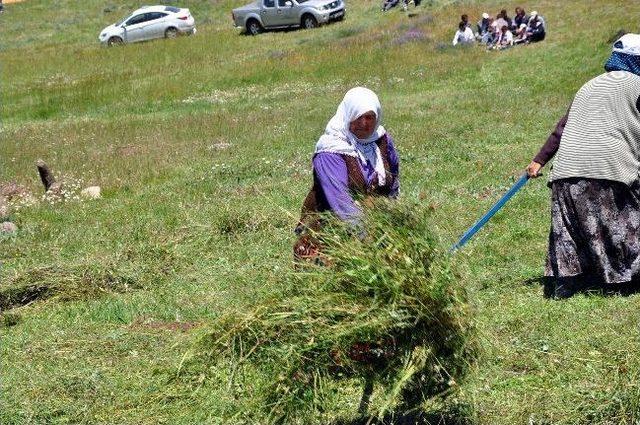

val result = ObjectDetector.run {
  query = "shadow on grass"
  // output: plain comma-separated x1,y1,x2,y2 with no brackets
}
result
335,409,473,425
524,275,640,299
243,20,346,37
0,283,52,311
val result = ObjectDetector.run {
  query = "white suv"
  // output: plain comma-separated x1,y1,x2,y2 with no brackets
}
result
99,5,196,46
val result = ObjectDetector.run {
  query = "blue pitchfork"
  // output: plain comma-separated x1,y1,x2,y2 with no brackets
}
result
450,173,530,253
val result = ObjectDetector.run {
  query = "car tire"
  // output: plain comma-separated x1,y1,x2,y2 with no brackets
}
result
165,27,178,38
302,14,317,29
107,36,123,46
246,19,262,36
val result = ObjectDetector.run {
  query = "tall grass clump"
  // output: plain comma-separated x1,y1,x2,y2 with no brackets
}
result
0,244,178,311
195,200,477,423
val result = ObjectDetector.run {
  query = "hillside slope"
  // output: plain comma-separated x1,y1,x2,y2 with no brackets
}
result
1,0,639,423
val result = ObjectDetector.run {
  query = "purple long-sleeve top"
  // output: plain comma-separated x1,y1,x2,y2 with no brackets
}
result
312,136,400,222
533,112,569,166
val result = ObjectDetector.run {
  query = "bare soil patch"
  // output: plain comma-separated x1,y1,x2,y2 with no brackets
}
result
130,317,200,332
0,181,30,200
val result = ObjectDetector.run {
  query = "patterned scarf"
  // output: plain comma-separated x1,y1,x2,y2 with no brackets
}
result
604,51,640,77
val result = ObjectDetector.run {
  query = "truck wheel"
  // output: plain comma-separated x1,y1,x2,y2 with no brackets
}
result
246,19,262,35
302,14,317,29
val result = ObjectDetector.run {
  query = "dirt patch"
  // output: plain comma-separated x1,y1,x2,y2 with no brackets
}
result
0,181,30,200
4,0,26,4
0,284,51,311
393,28,429,45
208,141,232,151
475,186,496,201
113,144,145,157
131,317,200,332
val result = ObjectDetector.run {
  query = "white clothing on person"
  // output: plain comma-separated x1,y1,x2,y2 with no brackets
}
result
497,30,513,47
491,17,508,32
315,87,387,185
453,27,475,46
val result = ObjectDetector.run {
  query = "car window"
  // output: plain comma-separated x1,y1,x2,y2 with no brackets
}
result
165,6,180,13
126,14,147,26
148,12,167,21
263,0,275,8
277,0,289,6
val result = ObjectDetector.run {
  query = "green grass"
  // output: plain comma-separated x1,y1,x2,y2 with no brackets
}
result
189,202,476,423
2,0,640,423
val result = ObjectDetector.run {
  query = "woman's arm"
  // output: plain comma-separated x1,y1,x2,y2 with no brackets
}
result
313,153,361,222
386,135,400,198
526,111,569,177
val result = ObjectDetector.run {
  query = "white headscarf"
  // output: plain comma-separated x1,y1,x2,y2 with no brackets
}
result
315,87,387,185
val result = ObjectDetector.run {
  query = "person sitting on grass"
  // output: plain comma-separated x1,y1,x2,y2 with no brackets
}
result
482,21,497,46
495,25,514,49
490,11,508,35
381,0,399,12
460,13,471,29
498,9,513,32
514,23,528,44
525,33,640,298
452,21,475,46
512,6,529,31
294,87,400,263
526,11,546,42
476,12,491,40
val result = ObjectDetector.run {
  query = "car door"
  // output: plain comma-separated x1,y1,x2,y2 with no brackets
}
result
260,0,278,27
123,13,151,42
145,12,168,39
273,0,295,26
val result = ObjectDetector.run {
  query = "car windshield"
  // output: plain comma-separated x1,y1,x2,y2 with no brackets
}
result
115,13,132,26
165,6,180,13
115,17,126,26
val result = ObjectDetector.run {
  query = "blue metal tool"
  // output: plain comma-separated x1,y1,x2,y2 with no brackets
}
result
450,173,530,253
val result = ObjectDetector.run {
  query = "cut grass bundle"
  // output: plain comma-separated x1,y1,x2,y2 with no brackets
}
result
0,262,141,311
196,200,477,423
0,244,178,310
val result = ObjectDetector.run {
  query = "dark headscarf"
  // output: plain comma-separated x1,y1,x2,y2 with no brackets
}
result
604,51,640,77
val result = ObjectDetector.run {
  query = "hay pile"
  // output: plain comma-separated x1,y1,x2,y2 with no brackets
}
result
202,201,476,422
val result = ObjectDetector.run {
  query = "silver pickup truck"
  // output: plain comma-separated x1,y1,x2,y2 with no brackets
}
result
232,0,345,35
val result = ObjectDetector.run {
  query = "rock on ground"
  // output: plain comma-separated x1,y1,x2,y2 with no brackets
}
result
1,221,18,234
81,186,101,199
0,181,29,200
0,196,9,219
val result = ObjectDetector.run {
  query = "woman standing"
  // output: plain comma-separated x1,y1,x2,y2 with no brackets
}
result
527,33,640,297
294,87,400,262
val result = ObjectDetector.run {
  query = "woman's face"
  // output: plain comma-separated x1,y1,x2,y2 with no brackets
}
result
349,111,377,139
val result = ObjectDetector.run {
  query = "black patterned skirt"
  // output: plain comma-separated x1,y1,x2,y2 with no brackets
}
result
545,178,640,284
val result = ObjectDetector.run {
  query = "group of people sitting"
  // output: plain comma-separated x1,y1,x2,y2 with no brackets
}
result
453,7,546,49
381,0,421,12
294,33,640,299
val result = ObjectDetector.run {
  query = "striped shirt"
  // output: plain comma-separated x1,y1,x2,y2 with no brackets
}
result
550,71,640,186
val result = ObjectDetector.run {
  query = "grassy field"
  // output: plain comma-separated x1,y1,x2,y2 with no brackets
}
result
2,0,640,423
